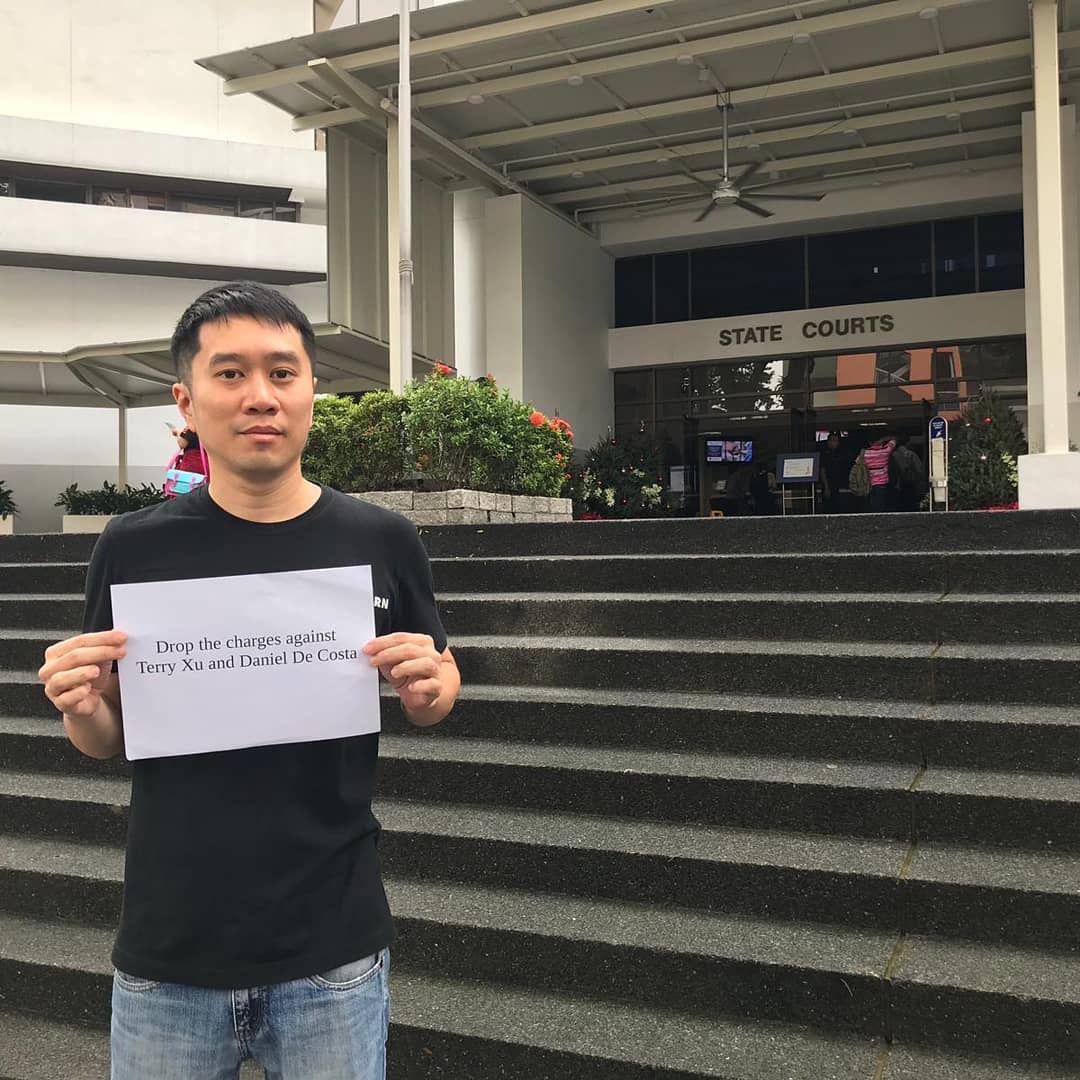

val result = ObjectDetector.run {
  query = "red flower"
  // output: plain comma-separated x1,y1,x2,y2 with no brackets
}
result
530,410,546,427
434,363,454,376
555,453,565,464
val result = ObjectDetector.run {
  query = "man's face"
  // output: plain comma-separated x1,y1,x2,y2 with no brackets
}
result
173,316,316,481
828,436,840,450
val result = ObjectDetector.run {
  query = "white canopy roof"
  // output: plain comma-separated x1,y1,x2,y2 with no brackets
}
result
0,323,392,408
198,0,1080,225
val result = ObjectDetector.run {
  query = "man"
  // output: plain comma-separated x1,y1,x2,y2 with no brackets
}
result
38,282,460,1079
819,432,851,515
891,433,927,512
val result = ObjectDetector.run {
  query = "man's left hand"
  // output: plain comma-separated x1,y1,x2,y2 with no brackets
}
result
363,632,451,716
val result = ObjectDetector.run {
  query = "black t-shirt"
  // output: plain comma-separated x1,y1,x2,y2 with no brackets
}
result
82,484,447,989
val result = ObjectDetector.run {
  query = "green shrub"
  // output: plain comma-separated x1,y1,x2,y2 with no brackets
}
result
576,434,668,518
55,482,166,516
403,372,572,496
0,481,17,520
949,387,1027,510
303,369,574,498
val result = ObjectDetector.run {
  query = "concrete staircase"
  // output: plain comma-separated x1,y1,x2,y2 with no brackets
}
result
1,514,1079,1079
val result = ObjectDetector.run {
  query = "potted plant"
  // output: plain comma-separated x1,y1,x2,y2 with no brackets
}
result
0,480,18,535
56,482,167,534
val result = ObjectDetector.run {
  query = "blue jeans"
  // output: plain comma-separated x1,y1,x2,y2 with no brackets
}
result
110,949,389,1080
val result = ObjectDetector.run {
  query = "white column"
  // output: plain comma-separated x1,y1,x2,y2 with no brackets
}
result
117,405,128,488
1021,106,1080,451
453,189,491,379
386,118,403,391
1019,0,1080,508
397,0,414,388
1032,0,1070,454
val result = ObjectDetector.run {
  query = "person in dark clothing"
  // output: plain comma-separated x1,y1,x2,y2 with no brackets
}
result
38,282,461,1079
892,435,927,512
819,432,851,514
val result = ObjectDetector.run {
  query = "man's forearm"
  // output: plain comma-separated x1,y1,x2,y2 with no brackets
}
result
64,695,124,760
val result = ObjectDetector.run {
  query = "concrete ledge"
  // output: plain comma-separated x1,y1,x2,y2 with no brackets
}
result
61,515,114,534
351,490,572,525
1019,453,1080,510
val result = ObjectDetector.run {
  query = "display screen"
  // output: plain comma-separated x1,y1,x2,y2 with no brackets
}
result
706,439,753,463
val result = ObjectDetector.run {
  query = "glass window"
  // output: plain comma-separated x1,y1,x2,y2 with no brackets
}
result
614,256,653,327
656,367,692,401
167,194,236,216
692,360,785,412
15,177,86,203
976,338,1026,381
691,237,804,319
614,369,653,406
654,252,689,324
809,223,931,306
935,218,976,296
978,212,1024,292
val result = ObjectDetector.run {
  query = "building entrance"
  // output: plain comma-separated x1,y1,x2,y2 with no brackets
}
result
614,337,1026,517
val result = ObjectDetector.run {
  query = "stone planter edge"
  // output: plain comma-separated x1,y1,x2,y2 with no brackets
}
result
62,514,116,534
351,489,572,524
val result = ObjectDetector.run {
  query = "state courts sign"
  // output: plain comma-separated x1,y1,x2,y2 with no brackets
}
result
608,289,1026,369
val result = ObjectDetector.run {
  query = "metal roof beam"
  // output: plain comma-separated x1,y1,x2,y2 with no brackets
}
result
577,152,1023,221
303,57,526,196
465,31,1080,152
414,0,984,110
515,89,1035,182
221,0,685,98
546,125,1024,205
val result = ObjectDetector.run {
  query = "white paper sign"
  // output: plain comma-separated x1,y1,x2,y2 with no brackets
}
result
111,566,379,760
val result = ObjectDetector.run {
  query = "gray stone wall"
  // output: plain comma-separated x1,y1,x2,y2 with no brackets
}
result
351,489,573,525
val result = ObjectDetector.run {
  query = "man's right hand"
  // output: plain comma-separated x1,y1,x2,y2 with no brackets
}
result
39,630,127,718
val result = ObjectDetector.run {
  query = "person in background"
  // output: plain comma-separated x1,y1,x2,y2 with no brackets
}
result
863,433,897,513
819,432,851,514
750,459,778,515
172,428,209,479
892,434,926,512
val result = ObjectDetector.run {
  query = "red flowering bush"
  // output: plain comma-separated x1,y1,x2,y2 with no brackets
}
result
305,370,573,497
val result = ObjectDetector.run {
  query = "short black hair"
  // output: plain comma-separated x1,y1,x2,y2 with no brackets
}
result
170,281,317,384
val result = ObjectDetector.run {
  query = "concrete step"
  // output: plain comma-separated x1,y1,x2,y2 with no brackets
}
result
432,550,1080,596
378,736,920,840
0,635,65,673
377,802,1080,950
0,717,129,777
2,1002,1070,1080
0,1010,110,1080
2,880,1078,1065
0,598,82,631
5,790,1078,952
0,769,130,846
9,586,1080,649
417,511,1080,558
6,688,1080,780
0,536,95,565
388,687,1080,774
3,725,1077,850
437,592,1080,644
6,630,1080,705
448,635,1080,706
0,912,891,1080
0,565,85,594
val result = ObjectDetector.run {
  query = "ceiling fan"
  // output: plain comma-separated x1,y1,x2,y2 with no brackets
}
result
687,95,828,222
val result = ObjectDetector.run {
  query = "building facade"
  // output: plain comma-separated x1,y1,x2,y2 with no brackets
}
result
206,0,1080,513
0,0,327,531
